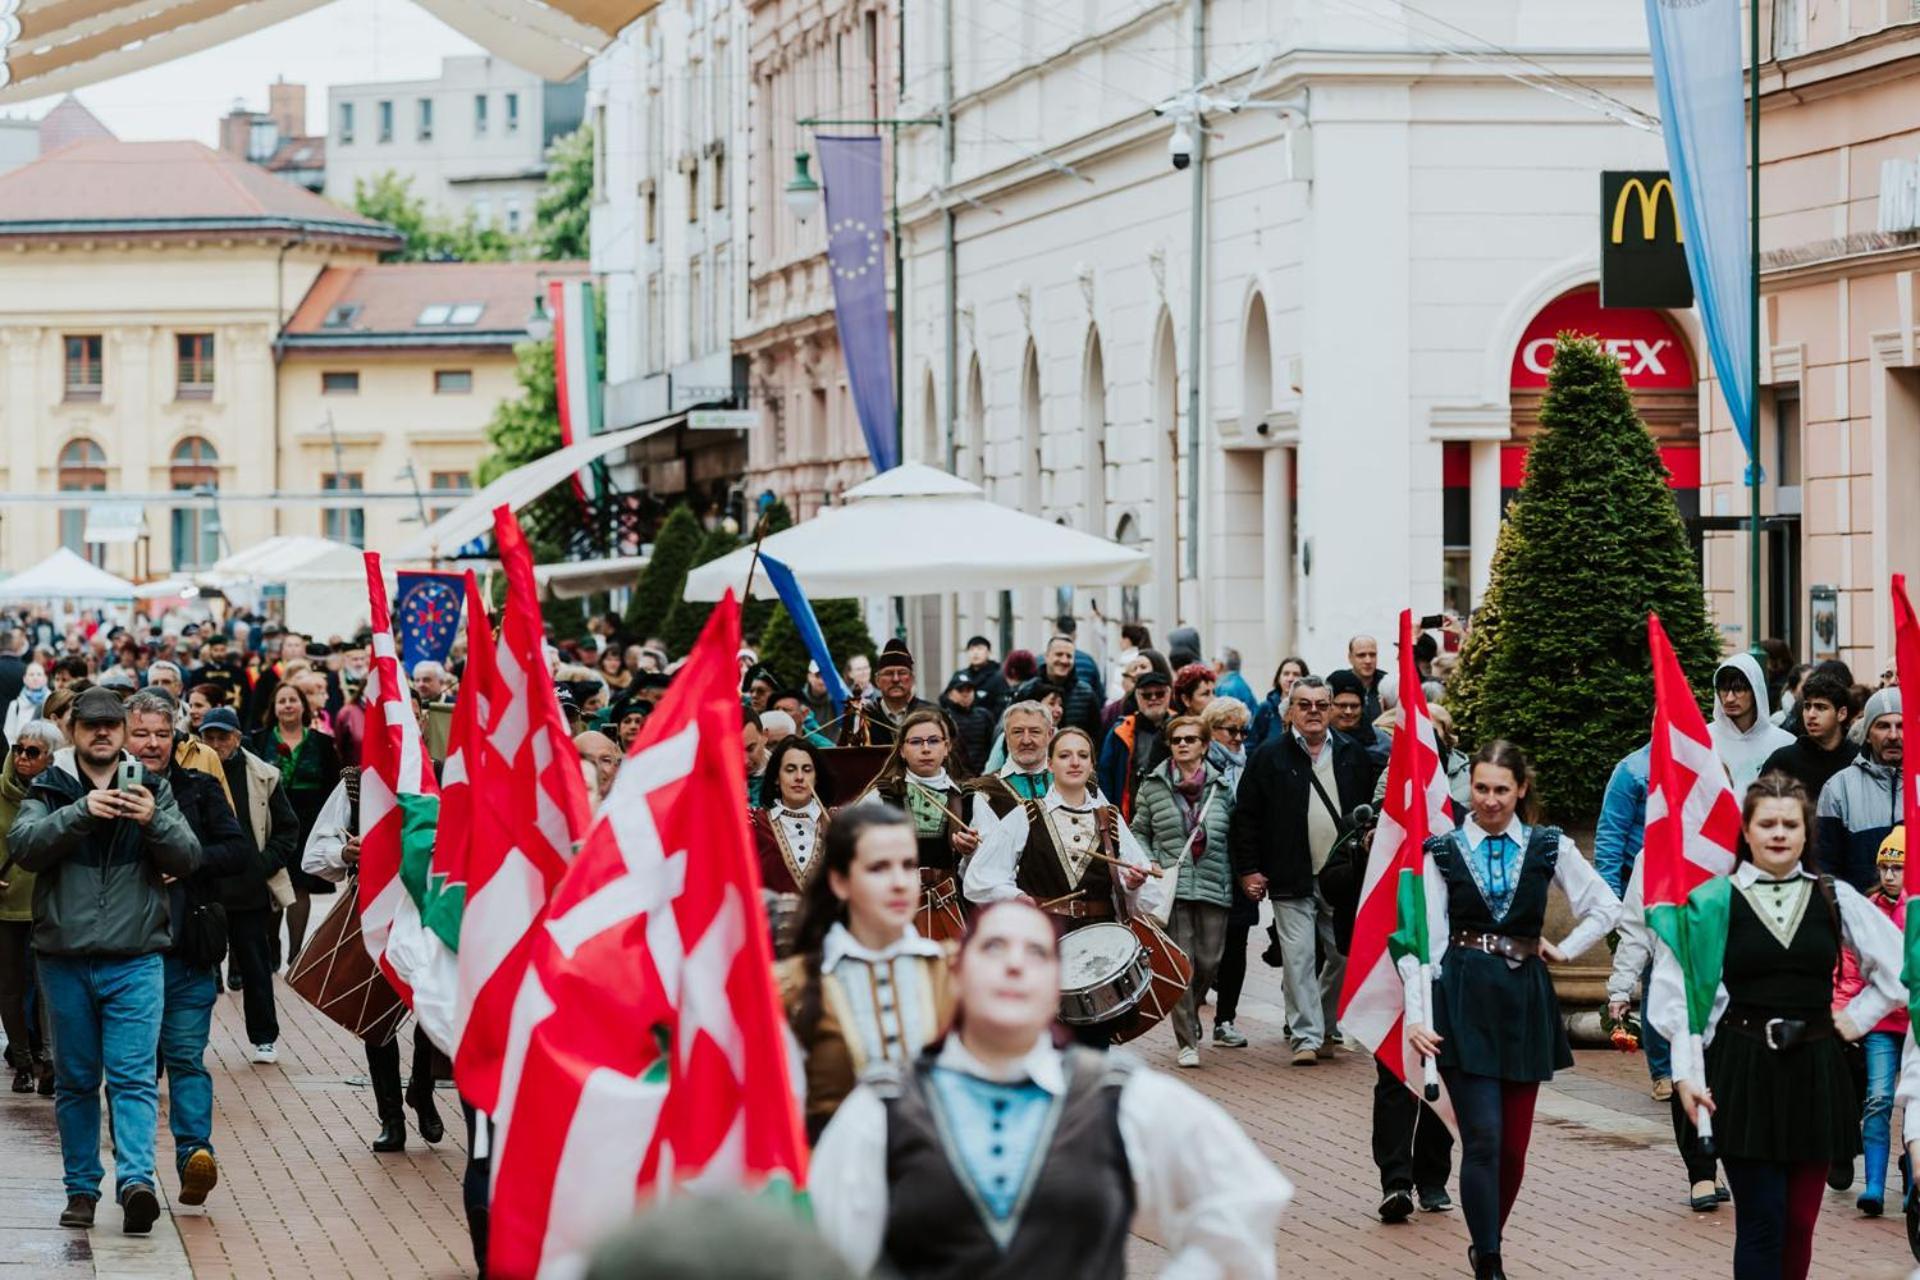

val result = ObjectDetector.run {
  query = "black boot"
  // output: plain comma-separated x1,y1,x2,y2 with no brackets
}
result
370,1074,407,1153
1469,1246,1507,1280
407,1075,445,1144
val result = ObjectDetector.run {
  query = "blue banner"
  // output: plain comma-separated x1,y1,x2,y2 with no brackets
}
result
1643,0,1754,466
759,553,851,714
817,136,899,473
395,571,465,674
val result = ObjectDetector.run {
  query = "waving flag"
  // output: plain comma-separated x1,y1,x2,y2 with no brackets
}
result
486,592,807,1279
817,135,897,473
358,553,455,1047
1893,576,1920,1027
758,552,850,713
423,572,494,956
395,570,465,674
551,277,606,504
1338,610,1454,1116
1643,612,1741,1129
453,506,593,1116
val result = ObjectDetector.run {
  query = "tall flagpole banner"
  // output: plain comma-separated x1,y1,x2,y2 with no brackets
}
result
1891,576,1920,1028
551,277,605,504
1642,0,1755,463
816,135,899,473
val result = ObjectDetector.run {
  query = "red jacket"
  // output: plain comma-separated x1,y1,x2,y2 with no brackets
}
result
1835,889,1909,1035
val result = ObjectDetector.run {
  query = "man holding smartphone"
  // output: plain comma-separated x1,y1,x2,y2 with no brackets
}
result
7,686,202,1235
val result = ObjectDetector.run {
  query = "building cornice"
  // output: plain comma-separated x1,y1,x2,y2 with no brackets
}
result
0,216,402,253
1757,21,1920,106
1761,230,1920,287
277,331,529,354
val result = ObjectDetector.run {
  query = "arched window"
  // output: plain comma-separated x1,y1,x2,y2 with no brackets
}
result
1115,513,1142,625
1082,327,1107,536
57,439,107,565
169,436,220,570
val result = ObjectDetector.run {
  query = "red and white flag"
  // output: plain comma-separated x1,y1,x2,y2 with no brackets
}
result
453,506,592,1115
420,572,494,977
1337,609,1455,1118
486,592,807,1279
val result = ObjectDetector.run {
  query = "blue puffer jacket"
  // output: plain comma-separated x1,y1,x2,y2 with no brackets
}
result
1248,689,1287,752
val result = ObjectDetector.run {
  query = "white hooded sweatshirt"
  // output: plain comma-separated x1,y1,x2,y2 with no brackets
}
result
1708,651,1795,794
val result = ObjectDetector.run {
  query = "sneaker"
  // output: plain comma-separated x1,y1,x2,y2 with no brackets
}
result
249,1043,278,1065
1651,1077,1674,1102
120,1183,160,1235
178,1149,219,1206
1290,1047,1319,1066
1176,1046,1201,1069
58,1195,95,1228
1418,1186,1454,1213
1212,1022,1248,1049
1378,1189,1414,1223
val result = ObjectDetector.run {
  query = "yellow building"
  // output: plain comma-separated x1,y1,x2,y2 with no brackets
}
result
277,260,586,554
0,139,400,575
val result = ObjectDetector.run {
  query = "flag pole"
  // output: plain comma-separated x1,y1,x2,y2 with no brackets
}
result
1746,0,1763,657
739,510,773,607
1419,963,1440,1101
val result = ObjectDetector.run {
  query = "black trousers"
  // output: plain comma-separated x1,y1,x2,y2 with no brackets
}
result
365,1022,436,1096
1213,894,1258,1026
1374,1059,1454,1192
1669,1093,1719,1184
225,908,280,1046
0,920,46,1065
463,1101,490,1278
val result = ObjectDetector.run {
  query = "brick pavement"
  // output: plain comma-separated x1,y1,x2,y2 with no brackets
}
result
5,960,1918,1278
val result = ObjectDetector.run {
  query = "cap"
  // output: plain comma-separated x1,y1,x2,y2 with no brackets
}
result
97,669,138,692
965,635,992,650
633,672,671,692
200,707,243,735
948,671,974,689
874,638,914,673
1133,670,1171,691
1879,825,1906,868
72,686,127,724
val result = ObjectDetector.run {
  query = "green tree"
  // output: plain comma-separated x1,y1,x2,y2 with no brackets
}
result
534,125,593,261
351,172,516,263
739,500,795,643
478,339,559,486
627,507,703,642
660,525,742,657
756,598,877,699
1444,334,1720,822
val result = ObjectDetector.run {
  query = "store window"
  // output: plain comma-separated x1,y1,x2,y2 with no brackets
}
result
176,333,215,399
169,436,220,570
58,439,107,564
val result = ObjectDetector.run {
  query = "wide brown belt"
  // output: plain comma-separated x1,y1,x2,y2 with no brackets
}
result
1046,899,1115,922
1449,929,1540,963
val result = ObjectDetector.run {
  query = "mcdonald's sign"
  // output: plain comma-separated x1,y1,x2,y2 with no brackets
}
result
1600,170,1693,310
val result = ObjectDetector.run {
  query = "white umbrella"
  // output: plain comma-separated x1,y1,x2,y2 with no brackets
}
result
682,463,1150,602
0,547,137,601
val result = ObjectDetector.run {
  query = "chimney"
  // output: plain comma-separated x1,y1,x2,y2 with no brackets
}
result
218,105,252,158
268,80,306,139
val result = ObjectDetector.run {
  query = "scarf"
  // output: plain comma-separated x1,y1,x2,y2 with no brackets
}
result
1170,765,1210,860
274,728,309,789
19,686,47,710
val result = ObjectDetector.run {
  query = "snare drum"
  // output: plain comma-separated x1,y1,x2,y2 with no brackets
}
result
765,891,805,958
916,871,968,943
1057,922,1153,1026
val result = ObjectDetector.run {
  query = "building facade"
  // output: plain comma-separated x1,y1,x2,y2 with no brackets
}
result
326,55,586,234
0,140,398,577
1696,6,1920,675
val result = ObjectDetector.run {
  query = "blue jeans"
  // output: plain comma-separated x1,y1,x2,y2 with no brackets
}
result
161,954,218,1174
38,952,164,1200
1863,1029,1901,1195
1640,960,1672,1081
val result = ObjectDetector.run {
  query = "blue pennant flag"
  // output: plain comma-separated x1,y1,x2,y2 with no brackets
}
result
817,136,898,473
758,553,851,714
395,571,465,674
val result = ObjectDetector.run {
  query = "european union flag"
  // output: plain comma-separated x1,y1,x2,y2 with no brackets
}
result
396,571,465,674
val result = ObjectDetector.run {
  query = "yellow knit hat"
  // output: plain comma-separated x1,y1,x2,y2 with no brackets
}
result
1877,825,1906,869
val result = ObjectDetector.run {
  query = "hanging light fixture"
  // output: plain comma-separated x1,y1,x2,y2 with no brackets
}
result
784,151,822,223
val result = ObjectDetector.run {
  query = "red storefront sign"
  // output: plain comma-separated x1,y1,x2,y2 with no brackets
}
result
1509,286,1694,391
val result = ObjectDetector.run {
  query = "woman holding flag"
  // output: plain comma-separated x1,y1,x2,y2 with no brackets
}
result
1402,740,1621,1280
1659,773,1905,1280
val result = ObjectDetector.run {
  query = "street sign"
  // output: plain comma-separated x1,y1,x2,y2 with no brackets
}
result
687,409,761,430
1600,170,1694,310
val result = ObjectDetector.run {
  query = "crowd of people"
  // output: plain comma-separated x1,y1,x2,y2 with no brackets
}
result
0,600,1913,1280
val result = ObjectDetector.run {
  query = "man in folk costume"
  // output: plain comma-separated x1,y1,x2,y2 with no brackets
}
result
842,638,936,747
967,700,1055,819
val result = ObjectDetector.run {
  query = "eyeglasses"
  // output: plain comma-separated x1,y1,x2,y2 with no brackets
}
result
1137,688,1170,700
1293,699,1331,712
1168,735,1204,747
1219,727,1248,740
902,736,945,750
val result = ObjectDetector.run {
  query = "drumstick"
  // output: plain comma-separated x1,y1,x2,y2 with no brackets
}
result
1036,889,1087,911
1084,848,1165,879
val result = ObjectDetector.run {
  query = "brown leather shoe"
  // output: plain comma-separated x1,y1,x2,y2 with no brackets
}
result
58,1195,95,1228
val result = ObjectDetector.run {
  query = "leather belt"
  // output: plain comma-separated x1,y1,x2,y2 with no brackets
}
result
1046,899,1115,922
1721,1009,1834,1051
1449,929,1540,962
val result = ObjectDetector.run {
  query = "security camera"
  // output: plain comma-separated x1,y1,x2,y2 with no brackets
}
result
1169,119,1194,170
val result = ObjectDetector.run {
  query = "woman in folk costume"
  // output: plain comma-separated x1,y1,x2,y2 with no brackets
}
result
809,899,1291,1279
858,708,981,942
776,802,956,1142
1660,773,1904,1280
751,736,833,958
1403,740,1621,1280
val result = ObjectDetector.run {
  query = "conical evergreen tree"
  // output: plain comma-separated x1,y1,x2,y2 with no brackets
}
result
624,506,702,642
1445,334,1720,821
757,599,877,698
660,526,742,657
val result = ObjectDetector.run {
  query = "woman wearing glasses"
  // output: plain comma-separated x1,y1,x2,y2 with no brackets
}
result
858,708,982,941
1129,715,1236,1070
0,720,62,1095
1199,698,1256,1050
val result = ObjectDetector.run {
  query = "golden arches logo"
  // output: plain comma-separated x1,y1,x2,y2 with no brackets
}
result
1611,177,1684,245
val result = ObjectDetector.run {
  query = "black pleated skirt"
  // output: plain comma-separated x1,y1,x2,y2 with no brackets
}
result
1433,948,1572,1083
1706,1022,1859,1163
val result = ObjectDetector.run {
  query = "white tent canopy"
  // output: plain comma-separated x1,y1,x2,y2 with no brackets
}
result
682,463,1150,602
204,535,362,588
0,548,137,601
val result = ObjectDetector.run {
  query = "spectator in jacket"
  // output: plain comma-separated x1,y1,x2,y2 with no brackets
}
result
249,683,341,964
1708,652,1795,794
1760,671,1857,802
1103,647,1175,733
1131,717,1235,1069
1199,697,1256,1049
126,690,256,1209
939,673,996,775
950,636,1011,717
1107,622,1152,700
200,708,296,1061
1098,668,1173,818
3,660,49,740
1027,635,1103,741
1817,687,1902,890
856,640,936,747
1213,647,1259,715
1334,635,1388,722
1248,656,1309,752
1329,670,1391,773
0,720,61,1095
1590,741,1681,1103
1227,675,1373,1065
9,686,202,1234
1167,625,1203,672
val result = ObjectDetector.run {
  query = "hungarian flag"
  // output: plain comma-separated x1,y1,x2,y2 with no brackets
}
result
551,277,604,506
452,506,592,1115
1642,612,1740,1082
486,592,807,1279
422,571,494,958
358,553,456,1048
1892,575,1920,1026
1337,610,1454,1113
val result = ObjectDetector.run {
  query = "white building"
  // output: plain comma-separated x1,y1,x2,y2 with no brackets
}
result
588,2,752,513
892,1,1687,682
326,55,586,234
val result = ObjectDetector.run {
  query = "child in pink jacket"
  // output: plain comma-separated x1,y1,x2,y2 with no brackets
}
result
1836,826,1908,1215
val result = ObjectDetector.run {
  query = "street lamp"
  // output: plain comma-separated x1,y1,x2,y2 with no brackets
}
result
784,151,822,223
525,291,554,342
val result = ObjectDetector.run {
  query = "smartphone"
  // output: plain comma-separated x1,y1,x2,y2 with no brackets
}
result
1418,614,1447,630
116,760,141,792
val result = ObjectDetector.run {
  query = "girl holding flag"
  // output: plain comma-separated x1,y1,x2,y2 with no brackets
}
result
1402,740,1621,1280
1659,773,1905,1280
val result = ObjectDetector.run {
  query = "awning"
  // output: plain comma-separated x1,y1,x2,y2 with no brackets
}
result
0,0,662,105
395,414,684,562
204,535,362,586
534,554,649,599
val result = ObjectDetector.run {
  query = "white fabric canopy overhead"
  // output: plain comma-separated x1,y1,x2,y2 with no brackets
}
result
0,547,136,601
534,554,649,599
682,463,1150,602
204,535,362,587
